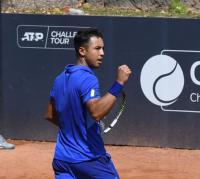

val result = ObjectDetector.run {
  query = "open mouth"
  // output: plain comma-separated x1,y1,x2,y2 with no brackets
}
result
97,59,102,64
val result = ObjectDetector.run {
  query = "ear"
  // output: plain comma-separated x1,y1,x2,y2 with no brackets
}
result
79,47,86,57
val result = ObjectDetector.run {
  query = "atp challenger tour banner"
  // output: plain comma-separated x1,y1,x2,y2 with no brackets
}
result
1,14,200,149
17,25,89,49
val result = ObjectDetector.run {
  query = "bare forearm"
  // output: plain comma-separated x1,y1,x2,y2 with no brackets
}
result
87,93,117,121
45,116,59,126
45,100,59,126
88,65,132,121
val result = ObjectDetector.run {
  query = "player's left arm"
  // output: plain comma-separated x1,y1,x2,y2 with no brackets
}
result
86,93,117,121
45,98,59,126
86,65,131,121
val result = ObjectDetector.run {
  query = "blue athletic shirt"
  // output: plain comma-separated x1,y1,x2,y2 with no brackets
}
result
50,64,106,163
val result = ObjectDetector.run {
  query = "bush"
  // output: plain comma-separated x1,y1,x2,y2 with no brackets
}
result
169,0,187,14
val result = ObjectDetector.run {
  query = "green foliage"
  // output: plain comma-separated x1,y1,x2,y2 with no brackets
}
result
169,0,187,14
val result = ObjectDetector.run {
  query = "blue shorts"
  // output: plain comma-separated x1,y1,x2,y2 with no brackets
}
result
52,155,120,179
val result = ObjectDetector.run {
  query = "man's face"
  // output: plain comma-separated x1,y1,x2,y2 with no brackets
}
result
83,36,104,68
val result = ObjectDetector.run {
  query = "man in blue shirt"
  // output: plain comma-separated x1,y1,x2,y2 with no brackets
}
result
45,28,131,179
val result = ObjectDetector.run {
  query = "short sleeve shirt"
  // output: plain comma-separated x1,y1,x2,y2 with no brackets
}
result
50,65,106,163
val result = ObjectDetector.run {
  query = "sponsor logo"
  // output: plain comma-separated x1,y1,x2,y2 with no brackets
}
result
17,25,47,48
21,32,44,42
17,25,88,49
140,50,200,113
140,54,184,106
90,89,95,97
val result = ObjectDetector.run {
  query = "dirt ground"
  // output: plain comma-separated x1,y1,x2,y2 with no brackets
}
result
0,140,200,179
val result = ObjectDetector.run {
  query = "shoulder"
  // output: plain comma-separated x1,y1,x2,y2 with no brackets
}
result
82,74,99,88
74,70,98,83
53,71,65,84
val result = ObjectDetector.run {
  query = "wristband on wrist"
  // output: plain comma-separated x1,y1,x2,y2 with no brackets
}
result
108,81,123,97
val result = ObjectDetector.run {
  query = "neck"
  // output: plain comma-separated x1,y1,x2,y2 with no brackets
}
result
77,57,88,67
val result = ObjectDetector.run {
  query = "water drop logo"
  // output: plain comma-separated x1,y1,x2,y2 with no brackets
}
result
140,55,184,106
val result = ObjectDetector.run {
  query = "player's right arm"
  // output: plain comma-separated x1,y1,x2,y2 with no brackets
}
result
87,65,132,121
45,98,59,126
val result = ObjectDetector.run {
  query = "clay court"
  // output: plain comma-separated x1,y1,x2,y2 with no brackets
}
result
0,140,200,179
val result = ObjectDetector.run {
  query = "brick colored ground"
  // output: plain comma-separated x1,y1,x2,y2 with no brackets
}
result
0,140,200,179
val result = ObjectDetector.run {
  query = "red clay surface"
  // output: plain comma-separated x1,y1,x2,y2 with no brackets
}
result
0,140,200,179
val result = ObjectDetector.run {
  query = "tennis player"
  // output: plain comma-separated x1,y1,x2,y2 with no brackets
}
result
45,28,131,179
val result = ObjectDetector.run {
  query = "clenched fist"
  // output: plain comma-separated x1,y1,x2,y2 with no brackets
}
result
116,65,132,85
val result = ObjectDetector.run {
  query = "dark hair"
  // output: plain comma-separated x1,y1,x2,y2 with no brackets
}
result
74,28,103,56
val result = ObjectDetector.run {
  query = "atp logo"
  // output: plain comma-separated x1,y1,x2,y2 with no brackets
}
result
140,54,184,107
17,25,47,48
21,32,44,41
